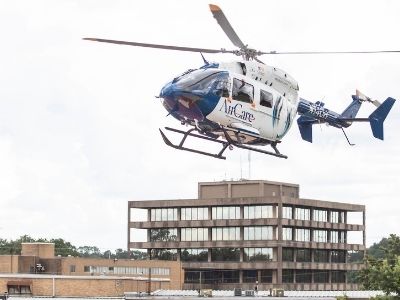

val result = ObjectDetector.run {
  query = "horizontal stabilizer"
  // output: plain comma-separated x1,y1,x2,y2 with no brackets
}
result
297,116,316,143
369,97,396,140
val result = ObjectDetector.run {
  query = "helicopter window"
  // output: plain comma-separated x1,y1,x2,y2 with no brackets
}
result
260,90,273,108
232,78,254,103
175,69,229,94
213,77,231,97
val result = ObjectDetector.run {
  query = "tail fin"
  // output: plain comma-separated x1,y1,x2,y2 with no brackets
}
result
297,116,316,143
340,96,362,119
369,97,396,140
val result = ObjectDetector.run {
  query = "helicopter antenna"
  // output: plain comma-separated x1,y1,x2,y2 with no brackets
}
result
200,52,209,65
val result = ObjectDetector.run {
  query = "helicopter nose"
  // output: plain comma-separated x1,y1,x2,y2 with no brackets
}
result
159,82,205,121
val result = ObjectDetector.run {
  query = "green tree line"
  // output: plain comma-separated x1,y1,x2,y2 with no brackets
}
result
359,234,400,297
0,235,147,259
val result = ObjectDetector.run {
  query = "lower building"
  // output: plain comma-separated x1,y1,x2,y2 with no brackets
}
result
0,243,182,297
128,179,366,291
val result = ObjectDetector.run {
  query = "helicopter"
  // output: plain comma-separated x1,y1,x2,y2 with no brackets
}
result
84,4,396,160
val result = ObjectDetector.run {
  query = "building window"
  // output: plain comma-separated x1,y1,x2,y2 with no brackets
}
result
243,270,257,283
295,228,310,242
150,249,178,261
331,230,345,243
7,285,31,295
212,227,240,241
295,269,312,283
296,249,311,262
282,269,294,283
313,230,328,242
331,250,346,263
181,228,208,241
114,266,169,275
282,227,293,241
184,270,200,283
244,248,273,262
244,226,274,240
314,270,329,283
314,250,329,263
85,266,109,274
211,248,240,261
260,270,273,283
282,248,294,262
151,267,170,276
69,265,76,272
212,206,240,220
331,211,339,223
313,209,328,222
295,207,310,220
150,208,178,221
181,207,208,220
150,228,178,242
181,249,208,262
331,230,339,243
339,231,346,243
282,206,293,219
243,205,274,219
331,270,346,283
331,210,345,223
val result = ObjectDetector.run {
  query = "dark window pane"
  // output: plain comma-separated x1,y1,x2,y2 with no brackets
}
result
296,249,311,262
243,270,257,283
150,249,177,261
211,248,240,261
295,269,312,283
261,270,273,283
314,270,329,283
283,248,294,262
282,269,294,283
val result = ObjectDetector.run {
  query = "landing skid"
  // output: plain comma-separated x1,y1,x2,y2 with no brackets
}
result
159,127,288,159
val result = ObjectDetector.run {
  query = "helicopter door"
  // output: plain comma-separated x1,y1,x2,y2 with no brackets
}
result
257,89,275,138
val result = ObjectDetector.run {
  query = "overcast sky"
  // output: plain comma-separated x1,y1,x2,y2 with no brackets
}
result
0,0,399,251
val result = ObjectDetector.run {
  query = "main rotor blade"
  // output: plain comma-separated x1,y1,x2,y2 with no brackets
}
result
259,50,400,55
209,4,245,49
83,38,234,54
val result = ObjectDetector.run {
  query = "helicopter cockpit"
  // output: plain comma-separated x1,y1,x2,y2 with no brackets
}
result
172,68,230,97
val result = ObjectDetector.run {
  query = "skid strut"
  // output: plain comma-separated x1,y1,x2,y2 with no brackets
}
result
159,127,288,159
160,127,230,159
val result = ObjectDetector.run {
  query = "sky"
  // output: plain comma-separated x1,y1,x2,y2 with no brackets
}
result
0,0,399,252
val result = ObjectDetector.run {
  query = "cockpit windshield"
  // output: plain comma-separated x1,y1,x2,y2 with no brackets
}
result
174,69,230,96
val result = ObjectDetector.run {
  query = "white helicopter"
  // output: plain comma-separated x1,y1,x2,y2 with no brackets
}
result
84,4,396,159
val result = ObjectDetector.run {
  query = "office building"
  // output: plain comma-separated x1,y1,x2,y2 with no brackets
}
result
128,180,365,290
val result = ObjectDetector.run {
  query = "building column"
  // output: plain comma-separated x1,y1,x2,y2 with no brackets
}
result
363,209,366,258
277,201,283,285
239,270,243,284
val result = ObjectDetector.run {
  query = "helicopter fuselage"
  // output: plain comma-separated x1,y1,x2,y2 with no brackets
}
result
160,61,299,145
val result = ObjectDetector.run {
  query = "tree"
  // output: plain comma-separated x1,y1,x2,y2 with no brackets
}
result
77,245,102,258
359,234,400,296
50,238,79,257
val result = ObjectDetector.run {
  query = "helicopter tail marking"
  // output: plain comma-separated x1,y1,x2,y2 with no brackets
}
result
297,116,317,143
368,97,396,140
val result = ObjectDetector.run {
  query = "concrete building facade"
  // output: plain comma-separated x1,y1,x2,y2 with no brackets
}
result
128,180,365,291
